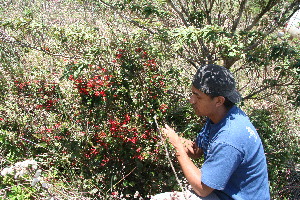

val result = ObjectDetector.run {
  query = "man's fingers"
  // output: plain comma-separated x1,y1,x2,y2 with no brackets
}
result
165,124,171,129
160,127,167,136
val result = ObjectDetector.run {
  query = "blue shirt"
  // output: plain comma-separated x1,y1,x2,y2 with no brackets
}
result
196,106,270,200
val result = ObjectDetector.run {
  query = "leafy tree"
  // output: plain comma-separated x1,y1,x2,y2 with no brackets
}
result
93,0,300,103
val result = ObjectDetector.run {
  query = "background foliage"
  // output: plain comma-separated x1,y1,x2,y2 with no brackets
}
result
0,0,299,199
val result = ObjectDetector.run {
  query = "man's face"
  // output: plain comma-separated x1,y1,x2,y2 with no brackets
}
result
189,86,218,118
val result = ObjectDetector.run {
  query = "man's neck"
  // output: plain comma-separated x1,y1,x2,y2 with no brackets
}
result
209,105,230,124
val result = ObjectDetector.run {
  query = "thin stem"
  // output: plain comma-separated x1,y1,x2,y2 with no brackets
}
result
106,167,137,194
153,115,188,199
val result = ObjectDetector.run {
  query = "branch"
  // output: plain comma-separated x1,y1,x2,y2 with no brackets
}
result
98,0,155,34
259,1,300,35
244,3,298,52
208,0,216,12
223,57,240,69
243,82,300,100
244,35,265,51
106,167,137,194
153,115,188,199
0,28,80,59
175,41,211,68
97,1,201,68
231,0,248,32
178,0,191,22
244,0,280,31
203,0,215,25
166,0,189,27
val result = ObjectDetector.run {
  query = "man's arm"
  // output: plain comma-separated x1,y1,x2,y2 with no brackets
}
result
162,124,214,197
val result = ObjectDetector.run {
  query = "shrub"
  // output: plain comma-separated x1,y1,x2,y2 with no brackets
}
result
0,39,200,198
249,106,300,200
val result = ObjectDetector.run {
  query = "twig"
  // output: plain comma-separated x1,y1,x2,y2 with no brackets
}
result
153,115,188,199
243,82,300,100
106,167,137,194
98,0,155,34
0,28,79,59
166,0,189,27
244,0,279,32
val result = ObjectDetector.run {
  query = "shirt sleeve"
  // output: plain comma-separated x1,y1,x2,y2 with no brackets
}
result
201,142,243,190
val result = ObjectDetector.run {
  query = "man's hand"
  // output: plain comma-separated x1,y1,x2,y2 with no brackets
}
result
161,125,213,197
181,138,203,159
161,124,203,159
161,124,182,149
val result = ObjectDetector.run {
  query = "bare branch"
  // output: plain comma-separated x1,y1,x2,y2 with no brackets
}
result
243,82,300,100
178,0,191,22
153,116,188,198
0,28,79,59
243,1,296,52
231,0,248,32
223,57,240,69
106,167,137,194
176,48,199,69
166,0,189,27
254,1,300,35
244,0,280,31
98,0,155,34
202,0,215,24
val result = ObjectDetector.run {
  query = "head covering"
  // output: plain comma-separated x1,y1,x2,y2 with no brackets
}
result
192,64,242,103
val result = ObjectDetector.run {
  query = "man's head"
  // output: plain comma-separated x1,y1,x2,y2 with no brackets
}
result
192,64,242,104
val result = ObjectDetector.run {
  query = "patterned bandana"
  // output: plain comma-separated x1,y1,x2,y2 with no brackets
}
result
192,64,242,103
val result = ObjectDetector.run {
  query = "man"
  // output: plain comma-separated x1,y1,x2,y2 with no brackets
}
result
152,64,270,200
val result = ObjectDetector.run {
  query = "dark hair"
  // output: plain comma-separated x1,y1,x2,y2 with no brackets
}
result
223,97,235,109
208,94,235,109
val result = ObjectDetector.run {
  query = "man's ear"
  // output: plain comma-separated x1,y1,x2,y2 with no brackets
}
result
215,96,225,107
